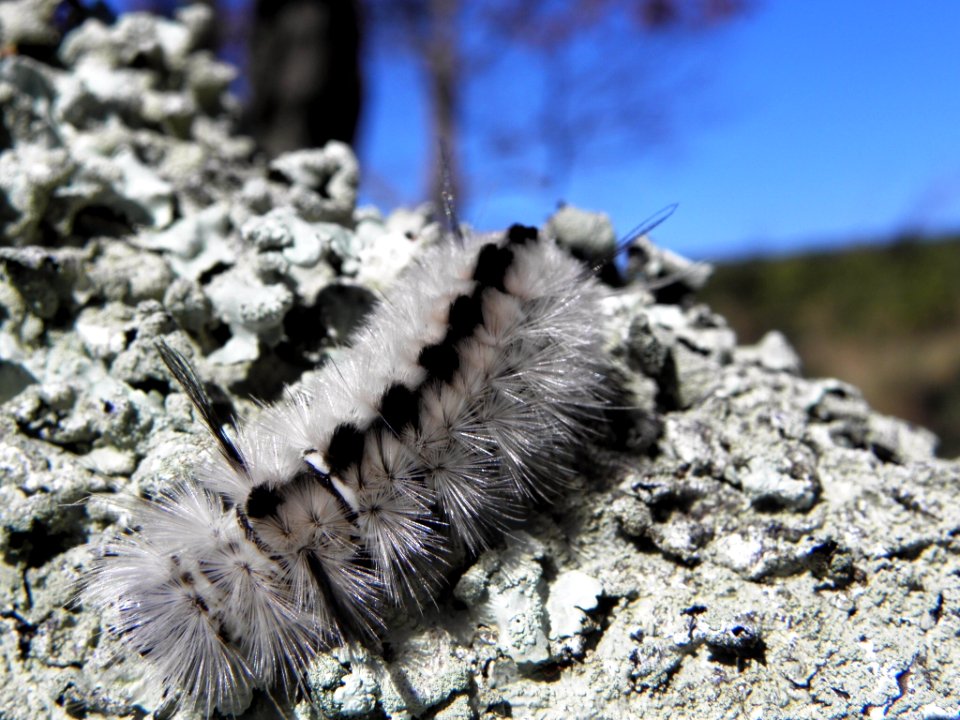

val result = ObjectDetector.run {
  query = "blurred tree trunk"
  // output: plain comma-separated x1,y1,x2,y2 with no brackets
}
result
424,0,461,210
85,0,363,157
245,0,362,157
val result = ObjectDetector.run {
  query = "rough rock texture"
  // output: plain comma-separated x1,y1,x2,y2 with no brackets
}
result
1,5,958,720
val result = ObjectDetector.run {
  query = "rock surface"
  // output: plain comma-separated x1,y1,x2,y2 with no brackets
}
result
0,5,958,720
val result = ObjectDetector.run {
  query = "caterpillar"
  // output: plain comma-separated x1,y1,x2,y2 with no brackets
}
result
83,215,665,715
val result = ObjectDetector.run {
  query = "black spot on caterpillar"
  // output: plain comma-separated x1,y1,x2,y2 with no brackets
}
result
83,213,673,715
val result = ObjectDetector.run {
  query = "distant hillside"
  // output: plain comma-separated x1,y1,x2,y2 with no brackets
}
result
700,234,960,457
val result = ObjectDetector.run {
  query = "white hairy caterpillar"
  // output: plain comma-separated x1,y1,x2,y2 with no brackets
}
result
84,215,668,715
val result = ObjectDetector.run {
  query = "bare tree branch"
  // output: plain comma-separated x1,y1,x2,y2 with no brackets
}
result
364,0,748,213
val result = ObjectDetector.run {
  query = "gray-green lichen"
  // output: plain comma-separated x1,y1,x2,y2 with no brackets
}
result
0,4,958,720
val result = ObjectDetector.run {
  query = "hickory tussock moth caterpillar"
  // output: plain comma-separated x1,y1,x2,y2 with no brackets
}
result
83,211,672,715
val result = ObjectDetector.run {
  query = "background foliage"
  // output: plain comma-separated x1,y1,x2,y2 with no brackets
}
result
703,235,960,456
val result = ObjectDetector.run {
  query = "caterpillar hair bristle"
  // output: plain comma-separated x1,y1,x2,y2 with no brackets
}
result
84,220,624,714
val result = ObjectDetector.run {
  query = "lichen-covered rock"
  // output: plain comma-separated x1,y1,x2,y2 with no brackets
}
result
0,6,958,720
268,142,360,223
0,0,61,49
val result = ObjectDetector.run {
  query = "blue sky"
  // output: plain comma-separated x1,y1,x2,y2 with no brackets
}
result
109,1,960,261
359,2,960,260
